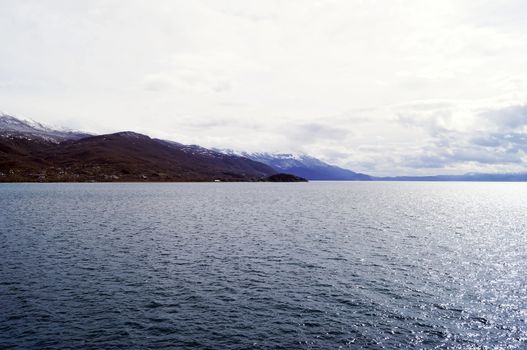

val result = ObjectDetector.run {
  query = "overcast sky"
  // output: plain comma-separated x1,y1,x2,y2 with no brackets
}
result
1,0,527,175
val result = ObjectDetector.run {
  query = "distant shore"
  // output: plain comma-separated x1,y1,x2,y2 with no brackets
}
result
0,173,308,183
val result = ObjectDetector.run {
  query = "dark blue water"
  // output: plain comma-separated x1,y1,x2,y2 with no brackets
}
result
1,182,526,349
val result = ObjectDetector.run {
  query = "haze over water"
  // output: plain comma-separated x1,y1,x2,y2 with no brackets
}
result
1,182,526,349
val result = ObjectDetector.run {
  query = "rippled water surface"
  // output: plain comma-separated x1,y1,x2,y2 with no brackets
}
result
1,182,527,349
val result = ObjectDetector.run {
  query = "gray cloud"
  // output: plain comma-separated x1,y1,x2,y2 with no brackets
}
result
290,123,351,142
471,132,527,152
481,104,527,130
406,147,524,169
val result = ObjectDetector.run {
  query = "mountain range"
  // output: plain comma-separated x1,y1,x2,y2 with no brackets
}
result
379,173,527,182
2,113,527,182
0,114,290,182
219,150,371,180
0,113,372,182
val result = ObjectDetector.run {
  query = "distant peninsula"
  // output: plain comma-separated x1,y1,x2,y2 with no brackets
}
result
262,173,308,182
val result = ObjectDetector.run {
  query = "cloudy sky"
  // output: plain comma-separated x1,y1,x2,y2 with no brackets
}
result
1,0,527,175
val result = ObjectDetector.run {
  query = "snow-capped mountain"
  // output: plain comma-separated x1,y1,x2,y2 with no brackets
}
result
0,114,280,182
0,114,90,142
160,140,229,159
219,150,371,180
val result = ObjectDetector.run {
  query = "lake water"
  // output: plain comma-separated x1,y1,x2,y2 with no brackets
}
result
1,182,526,349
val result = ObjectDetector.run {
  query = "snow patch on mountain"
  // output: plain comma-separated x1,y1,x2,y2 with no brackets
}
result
217,149,371,180
0,114,90,142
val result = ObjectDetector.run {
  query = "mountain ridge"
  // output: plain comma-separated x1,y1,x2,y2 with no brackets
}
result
3,113,527,182
218,150,371,180
0,115,285,182
0,114,91,142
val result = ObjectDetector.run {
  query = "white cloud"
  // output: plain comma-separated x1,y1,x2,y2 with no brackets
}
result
1,0,527,175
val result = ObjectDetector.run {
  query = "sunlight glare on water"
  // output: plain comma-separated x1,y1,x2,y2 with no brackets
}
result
1,182,526,349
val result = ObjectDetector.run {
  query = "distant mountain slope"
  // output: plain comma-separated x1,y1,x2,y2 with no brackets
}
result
6,113,526,182
158,140,274,177
0,132,277,182
377,173,527,181
0,114,90,142
0,115,279,182
220,151,371,180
